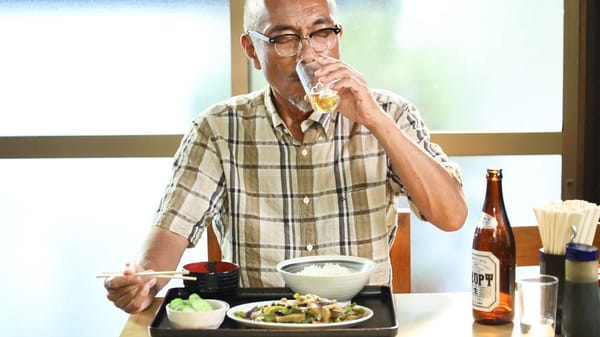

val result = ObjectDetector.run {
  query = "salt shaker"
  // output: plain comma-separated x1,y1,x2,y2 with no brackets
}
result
561,243,600,337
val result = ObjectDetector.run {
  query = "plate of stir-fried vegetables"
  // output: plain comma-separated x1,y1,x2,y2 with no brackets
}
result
226,293,373,329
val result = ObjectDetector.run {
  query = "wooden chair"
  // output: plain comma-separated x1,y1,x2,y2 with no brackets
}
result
513,224,600,266
207,209,412,293
390,210,411,293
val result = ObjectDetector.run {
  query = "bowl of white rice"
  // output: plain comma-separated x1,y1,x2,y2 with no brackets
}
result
275,255,375,301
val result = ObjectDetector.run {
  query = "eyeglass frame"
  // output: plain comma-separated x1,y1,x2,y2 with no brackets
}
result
246,25,341,57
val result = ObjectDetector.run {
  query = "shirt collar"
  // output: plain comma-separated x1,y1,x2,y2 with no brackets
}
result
263,86,285,128
302,109,337,140
263,86,338,141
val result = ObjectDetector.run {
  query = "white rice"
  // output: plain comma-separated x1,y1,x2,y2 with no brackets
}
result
296,263,352,276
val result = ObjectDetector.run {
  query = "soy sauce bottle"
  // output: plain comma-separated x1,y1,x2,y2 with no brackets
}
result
472,169,516,324
562,243,600,337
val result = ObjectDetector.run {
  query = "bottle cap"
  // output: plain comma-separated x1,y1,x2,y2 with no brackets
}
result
565,243,598,262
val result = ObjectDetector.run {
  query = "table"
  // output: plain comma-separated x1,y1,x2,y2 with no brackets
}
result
119,292,523,337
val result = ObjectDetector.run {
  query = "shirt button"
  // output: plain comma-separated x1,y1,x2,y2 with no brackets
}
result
303,196,310,205
301,148,308,157
306,244,313,251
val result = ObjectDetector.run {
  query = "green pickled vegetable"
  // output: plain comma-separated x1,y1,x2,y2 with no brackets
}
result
168,293,213,312
168,298,188,311
189,293,213,312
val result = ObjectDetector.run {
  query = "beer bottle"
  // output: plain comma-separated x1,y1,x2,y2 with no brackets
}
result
472,168,516,324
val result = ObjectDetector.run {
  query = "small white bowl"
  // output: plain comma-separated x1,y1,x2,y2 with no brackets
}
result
276,255,375,301
166,299,229,329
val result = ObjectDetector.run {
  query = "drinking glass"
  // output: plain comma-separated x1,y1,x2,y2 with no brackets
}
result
296,60,340,113
517,274,559,337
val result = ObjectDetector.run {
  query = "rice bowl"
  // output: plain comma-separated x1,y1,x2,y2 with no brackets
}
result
276,255,375,301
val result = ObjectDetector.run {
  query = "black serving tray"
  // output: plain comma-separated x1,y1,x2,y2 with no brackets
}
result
149,286,398,337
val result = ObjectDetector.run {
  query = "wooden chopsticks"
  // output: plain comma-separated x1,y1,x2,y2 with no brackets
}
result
96,270,197,281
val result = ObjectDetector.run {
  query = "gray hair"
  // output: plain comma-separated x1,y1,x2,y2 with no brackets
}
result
243,0,337,32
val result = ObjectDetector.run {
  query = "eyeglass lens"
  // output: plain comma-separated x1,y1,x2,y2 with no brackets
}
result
275,29,337,56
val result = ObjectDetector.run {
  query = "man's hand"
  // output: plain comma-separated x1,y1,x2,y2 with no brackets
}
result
315,55,385,129
104,262,157,314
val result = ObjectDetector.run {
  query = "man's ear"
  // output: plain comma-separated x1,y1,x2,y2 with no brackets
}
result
241,34,262,70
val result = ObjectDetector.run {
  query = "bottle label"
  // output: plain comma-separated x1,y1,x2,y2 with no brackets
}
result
472,249,500,312
476,212,497,229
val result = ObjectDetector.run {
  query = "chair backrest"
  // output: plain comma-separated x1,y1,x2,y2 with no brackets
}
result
206,209,412,293
513,224,600,266
391,209,411,293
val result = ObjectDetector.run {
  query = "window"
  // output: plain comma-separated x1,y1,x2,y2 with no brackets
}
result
0,0,230,136
338,0,563,132
0,1,229,336
338,0,564,292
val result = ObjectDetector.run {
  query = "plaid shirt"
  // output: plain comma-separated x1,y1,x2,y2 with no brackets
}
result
154,86,461,287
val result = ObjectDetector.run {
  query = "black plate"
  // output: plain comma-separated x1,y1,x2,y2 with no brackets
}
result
149,286,398,337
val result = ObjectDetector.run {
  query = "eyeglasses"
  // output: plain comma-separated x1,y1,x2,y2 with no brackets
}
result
247,25,341,57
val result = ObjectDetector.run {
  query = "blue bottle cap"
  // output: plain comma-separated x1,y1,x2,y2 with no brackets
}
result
565,243,598,262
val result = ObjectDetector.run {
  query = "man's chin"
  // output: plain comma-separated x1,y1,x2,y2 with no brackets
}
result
288,97,313,113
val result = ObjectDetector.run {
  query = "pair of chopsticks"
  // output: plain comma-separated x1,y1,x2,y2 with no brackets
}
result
96,270,197,281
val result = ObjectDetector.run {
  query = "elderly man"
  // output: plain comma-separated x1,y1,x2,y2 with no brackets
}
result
105,0,467,314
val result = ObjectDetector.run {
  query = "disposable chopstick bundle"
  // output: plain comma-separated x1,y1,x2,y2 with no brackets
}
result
534,199,600,255
581,202,600,244
564,199,600,244
534,206,552,253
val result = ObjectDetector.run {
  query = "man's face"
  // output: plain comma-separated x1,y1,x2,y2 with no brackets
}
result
251,0,340,111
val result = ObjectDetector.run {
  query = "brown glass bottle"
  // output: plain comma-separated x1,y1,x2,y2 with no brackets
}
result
472,169,515,324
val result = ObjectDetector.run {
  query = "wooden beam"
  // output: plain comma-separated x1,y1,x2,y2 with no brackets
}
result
0,135,182,158
431,132,562,156
1,132,562,159
230,0,249,96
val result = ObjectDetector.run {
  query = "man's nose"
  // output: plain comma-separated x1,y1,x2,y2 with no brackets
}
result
296,37,318,63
